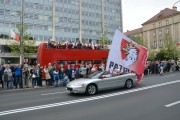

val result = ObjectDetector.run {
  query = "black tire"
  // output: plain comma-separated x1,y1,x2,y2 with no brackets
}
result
86,84,97,95
125,79,133,89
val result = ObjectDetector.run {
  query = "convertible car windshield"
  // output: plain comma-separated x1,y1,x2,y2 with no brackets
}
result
87,71,103,79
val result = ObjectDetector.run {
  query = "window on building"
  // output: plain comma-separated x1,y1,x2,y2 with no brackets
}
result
159,30,162,36
165,20,169,25
159,22,162,27
0,9,4,15
0,0,4,4
153,24,156,28
159,39,163,47
153,31,156,37
4,0,10,4
5,9,10,16
166,28,170,34
153,41,157,48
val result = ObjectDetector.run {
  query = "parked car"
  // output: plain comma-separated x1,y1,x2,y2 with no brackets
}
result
66,70,138,95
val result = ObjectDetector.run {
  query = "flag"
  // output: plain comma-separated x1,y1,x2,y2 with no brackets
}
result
65,41,69,49
91,41,94,50
10,29,20,42
106,29,148,83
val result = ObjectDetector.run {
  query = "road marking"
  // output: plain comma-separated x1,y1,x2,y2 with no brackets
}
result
41,91,67,96
162,75,175,78
0,80,180,116
165,101,180,108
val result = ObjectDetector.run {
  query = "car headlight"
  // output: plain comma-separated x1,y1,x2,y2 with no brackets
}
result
73,83,86,87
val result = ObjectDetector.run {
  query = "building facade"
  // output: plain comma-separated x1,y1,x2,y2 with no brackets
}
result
124,7,180,54
0,0,123,64
142,7,180,51
0,0,122,43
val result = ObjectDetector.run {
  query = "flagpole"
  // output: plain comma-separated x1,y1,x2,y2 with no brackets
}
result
20,0,24,65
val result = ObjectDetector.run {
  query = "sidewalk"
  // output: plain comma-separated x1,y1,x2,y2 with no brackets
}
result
0,80,56,92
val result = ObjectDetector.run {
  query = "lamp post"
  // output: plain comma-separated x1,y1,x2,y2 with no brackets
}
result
172,0,180,60
20,0,24,65
52,0,56,41
101,0,105,41
79,0,82,43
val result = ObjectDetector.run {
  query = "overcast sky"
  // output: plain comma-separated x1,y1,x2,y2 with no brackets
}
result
122,0,180,32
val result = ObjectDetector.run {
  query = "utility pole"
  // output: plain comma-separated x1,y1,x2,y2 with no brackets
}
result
52,0,56,41
20,0,24,65
79,0,82,43
101,0,105,45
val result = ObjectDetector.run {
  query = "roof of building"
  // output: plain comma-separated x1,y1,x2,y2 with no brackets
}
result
124,27,143,36
142,8,180,25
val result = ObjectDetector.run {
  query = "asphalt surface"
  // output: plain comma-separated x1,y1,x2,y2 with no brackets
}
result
0,72,180,120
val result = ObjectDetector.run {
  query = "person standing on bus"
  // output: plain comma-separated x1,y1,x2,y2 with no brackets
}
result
48,63,54,86
65,64,72,81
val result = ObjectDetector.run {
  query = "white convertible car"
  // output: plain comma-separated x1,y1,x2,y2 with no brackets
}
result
66,70,138,95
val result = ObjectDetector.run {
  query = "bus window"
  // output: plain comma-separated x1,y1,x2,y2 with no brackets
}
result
93,60,101,64
57,60,67,65
69,60,76,64
85,60,92,65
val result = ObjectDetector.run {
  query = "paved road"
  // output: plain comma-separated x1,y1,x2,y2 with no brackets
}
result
0,72,180,120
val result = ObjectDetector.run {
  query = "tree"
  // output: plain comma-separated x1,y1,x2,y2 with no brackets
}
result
99,30,109,46
148,49,156,61
6,23,37,62
130,35,144,46
154,33,180,60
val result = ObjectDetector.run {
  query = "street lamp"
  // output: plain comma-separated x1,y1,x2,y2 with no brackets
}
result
79,0,82,43
20,0,24,65
172,0,180,60
52,0,56,41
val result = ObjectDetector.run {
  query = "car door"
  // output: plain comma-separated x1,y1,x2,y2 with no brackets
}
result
113,75,127,88
98,76,119,90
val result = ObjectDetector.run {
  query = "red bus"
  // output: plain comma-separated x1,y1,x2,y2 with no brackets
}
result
37,42,109,69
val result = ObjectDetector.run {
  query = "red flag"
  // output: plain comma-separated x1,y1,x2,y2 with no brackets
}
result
65,41,68,49
10,29,20,42
91,41,94,50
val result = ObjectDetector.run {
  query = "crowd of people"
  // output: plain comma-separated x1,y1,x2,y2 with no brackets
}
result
144,60,180,75
0,59,180,90
47,40,108,50
0,63,105,89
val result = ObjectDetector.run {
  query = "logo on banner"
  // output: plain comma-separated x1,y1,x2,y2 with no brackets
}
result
121,39,138,67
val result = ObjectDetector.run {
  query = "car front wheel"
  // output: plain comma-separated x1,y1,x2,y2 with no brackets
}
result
86,84,97,95
125,79,133,89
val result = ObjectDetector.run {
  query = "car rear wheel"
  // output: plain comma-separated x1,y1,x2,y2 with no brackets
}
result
125,79,133,89
86,84,97,95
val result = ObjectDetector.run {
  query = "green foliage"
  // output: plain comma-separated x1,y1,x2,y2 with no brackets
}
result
99,30,109,45
130,35,144,46
154,34,180,60
147,49,156,61
6,23,37,58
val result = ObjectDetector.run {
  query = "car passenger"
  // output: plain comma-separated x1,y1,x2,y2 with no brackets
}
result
101,71,112,78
